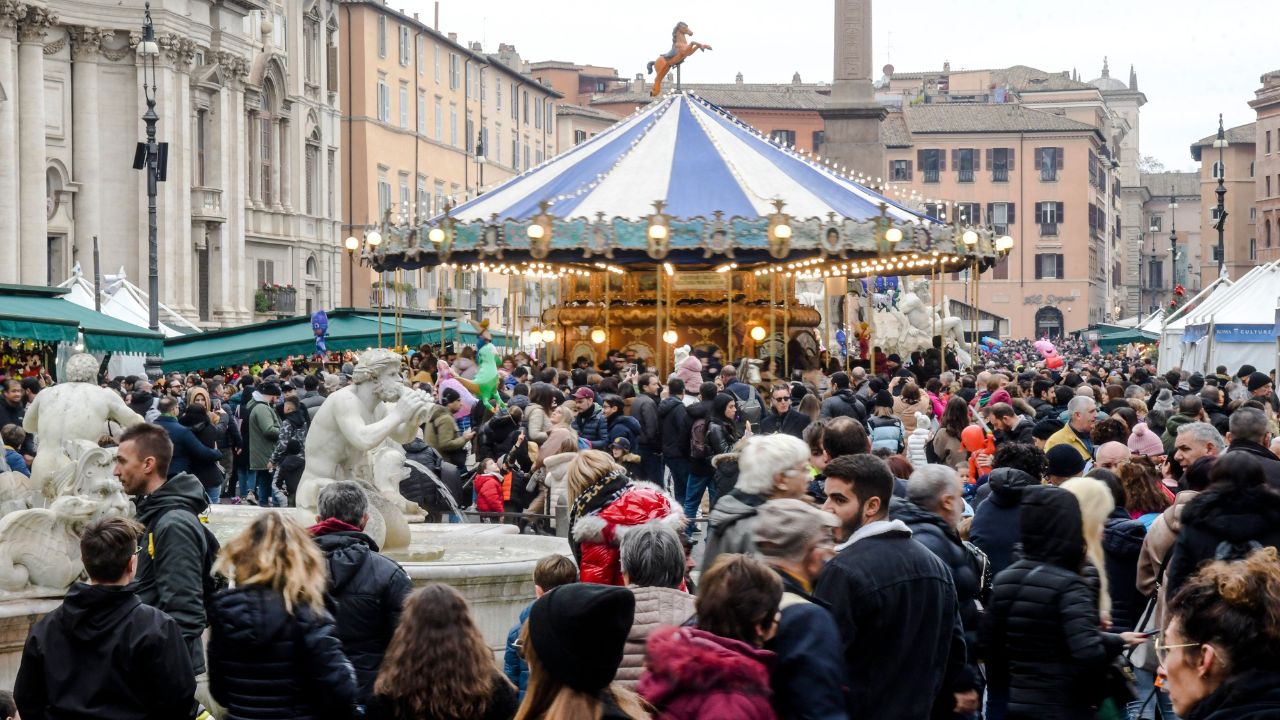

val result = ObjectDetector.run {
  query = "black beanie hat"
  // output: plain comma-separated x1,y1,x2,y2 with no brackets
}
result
1247,371,1272,393
529,584,635,693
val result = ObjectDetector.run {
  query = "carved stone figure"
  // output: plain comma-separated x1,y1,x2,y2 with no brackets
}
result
0,441,131,592
296,348,430,549
23,353,145,500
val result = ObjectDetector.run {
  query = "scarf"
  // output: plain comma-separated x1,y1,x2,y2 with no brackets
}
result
308,517,364,537
567,469,631,562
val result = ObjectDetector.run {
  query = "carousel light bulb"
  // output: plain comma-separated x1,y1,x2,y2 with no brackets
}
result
662,329,678,344
428,227,446,243
527,224,546,240
885,227,903,243
773,223,792,240
648,223,668,240
996,235,1015,252
366,230,382,246
750,325,767,342
962,230,979,245
590,328,607,344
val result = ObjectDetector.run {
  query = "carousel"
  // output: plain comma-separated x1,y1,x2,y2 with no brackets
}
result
364,90,1011,376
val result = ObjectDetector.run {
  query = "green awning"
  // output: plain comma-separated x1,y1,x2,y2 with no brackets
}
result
162,309,515,373
0,285,165,355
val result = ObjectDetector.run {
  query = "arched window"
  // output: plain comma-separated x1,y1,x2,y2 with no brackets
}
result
306,255,319,278
260,80,276,204
1267,219,1273,248
305,125,320,216
1211,160,1224,180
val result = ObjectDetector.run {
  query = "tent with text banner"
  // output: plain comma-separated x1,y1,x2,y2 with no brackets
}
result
1180,261,1280,374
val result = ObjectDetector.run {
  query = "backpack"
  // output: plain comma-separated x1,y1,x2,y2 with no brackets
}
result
689,417,711,459
145,509,227,612
924,429,941,464
730,386,763,425
867,417,904,453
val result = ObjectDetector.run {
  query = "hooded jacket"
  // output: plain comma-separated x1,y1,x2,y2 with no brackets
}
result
207,586,358,720
607,413,643,451
969,466,1038,576
572,482,684,585
700,489,766,573
979,486,1127,720
245,396,281,470
1165,478,1280,600
638,626,777,720
313,528,413,704
819,388,865,422
658,396,691,459
425,403,469,466
129,471,210,673
14,583,196,720
813,519,964,720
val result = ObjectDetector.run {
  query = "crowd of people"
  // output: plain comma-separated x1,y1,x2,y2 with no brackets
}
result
5,335,1280,719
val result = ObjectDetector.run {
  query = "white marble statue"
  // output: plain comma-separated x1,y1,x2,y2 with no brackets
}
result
296,348,431,549
23,353,145,500
0,441,131,592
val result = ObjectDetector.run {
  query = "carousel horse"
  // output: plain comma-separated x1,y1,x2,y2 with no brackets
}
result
471,320,505,412
646,22,712,97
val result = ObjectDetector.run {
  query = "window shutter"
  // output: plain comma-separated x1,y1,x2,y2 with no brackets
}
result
938,150,946,171
1008,149,1015,171
917,149,925,169
986,148,993,169
905,160,913,179
327,46,338,92
1056,254,1065,276
1056,147,1064,169
972,148,981,171
1034,203,1043,224
1008,203,1015,223
1057,202,1065,222
951,149,959,171
1035,256,1043,279
986,203,994,224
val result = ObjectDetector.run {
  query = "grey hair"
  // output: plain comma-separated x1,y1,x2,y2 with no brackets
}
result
734,434,811,496
619,522,685,588
1228,408,1270,444
316,480,368,527
1068,395,1096,415
1124,385,1145,400
1176,421,1225,451
907,465,961,513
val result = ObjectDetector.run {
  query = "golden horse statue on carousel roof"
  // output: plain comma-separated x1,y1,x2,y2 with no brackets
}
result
646,21,712,97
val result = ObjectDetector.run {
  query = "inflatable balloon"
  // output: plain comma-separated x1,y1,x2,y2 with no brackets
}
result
960,425,989,453
1046,355,1065,370
1034,339,1057,358
981,336,1002,348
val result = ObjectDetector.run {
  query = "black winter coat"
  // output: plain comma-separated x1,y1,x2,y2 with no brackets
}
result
1183,668,1280,720
766,570,849,720
1224,441,1280,492
14,583,196,720
630,391,661,452
1102,508,1147,632
208,585,359,720
657,397,690,459
705,417,741,458
819,388,865,422
314,530,413,705
686,400,714,476
761,408,810,439
1165,477,1280,600
969,467,1038,576
980,486,1127,720
890,499,982,646
1000,418,1036,446
180,409,225,491
607,413,642,451
813,522,965,720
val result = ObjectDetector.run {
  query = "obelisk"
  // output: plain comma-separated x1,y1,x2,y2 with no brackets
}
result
819,0,885,179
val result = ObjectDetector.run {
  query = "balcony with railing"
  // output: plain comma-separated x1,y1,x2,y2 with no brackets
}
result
923,168,940,183
1040,166,1057,182
958,168,974,183
254,285,297,315
1039,223,1059,237
991,167,1009,182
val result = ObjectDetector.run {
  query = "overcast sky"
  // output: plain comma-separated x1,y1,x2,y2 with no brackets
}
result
407,0,1270,171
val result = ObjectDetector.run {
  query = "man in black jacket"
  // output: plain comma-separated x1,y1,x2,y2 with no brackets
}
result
1222,407,1280,490
761,384,809,439
629,373,664,484
657,378,691,504
989,402,1035,447
154,396,223,482
15,516,198,720
819,372,866,421
815,454,966,720
1028,379,1057,421
311,481,412,705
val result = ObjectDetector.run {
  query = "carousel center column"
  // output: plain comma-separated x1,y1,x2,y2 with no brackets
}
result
16,2,56,284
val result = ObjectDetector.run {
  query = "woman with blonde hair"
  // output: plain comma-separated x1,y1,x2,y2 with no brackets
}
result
1061,477,1115,625
567,450,683,585
373,584,517,720
207,511,359,719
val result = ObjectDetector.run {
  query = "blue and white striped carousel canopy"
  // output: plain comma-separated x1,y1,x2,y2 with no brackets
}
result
441,92,928,225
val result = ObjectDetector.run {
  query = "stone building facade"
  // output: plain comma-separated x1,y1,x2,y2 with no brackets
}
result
1252,69,1280,265
0,0,342,329
1191,123,1256,282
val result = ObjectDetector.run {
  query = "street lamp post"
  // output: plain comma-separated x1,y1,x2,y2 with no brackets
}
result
135,3,163,379
1169,187,1179,304
1212,114,1228,278
343,236,359,307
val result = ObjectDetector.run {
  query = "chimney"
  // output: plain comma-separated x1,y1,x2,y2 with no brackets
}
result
433,1,439,30
735,71,743,84
447,32,457,42
631,72,645,93
413,12,418,21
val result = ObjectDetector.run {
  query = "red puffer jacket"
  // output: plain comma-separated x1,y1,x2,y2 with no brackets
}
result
571,483,683,585
638,626,777,720
474,473,504,514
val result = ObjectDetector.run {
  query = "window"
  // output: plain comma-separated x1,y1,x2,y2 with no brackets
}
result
449,104,457,146
433,97,442,141
954,148,978,182
534,97,542,129
986,202,1015,234
449,54,460,89
327,149,335,218
465,115,474,153
574,129,587,145
1148,215,1162,232
536,149,544,165
433,44,440,83
377,15,386,58
195,109,207,186
988,148,1014,182
511,84,518,120
890,159,912,181
1268,176,1273,197
417,91,426,134
812,130,824,152
304,17,319,84
1212,245,1221,263
524,143,530,170
417,35,425,75
1036,147,1063,181
399,25,410,66
523,91,530,123
480,126,489,158
305,131,319,215
512,130,519,171
376,74,390,122
399,174,409,218
1088,150,1099,188
1211,160,1224,180
259,113,272,203
545,102,553,133
434,180,445,213
417,175,429,219
496,76,502,110
918,149,944,183
1249,161,1255,177
955,203,980,224
770,129,797,146
1251,207,1257,222
1268,130,1272,154
1267,220,1273,248
377,167,390,216
256,259,275,287
1148,260,1163,290
1034,253,1064,279
1250,238,1257,261
494,123,501,162
399,84,408,128
1035,201,1063,235
923,203,946,221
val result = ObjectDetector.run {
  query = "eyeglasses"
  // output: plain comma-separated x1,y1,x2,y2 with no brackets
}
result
1154,640,1201,665
773,396,792,402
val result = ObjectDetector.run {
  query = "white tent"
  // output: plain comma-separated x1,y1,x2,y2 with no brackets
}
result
57,265,201,337
1181,262,1280,374
1158,276,1233,373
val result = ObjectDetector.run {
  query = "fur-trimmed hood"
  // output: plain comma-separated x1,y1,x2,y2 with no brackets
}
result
638,626,774,711
572,481,685,545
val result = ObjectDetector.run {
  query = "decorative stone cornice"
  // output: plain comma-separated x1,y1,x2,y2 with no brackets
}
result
70,25,113,61
160,33,198,69
15,2,56,44
214,49,250,87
